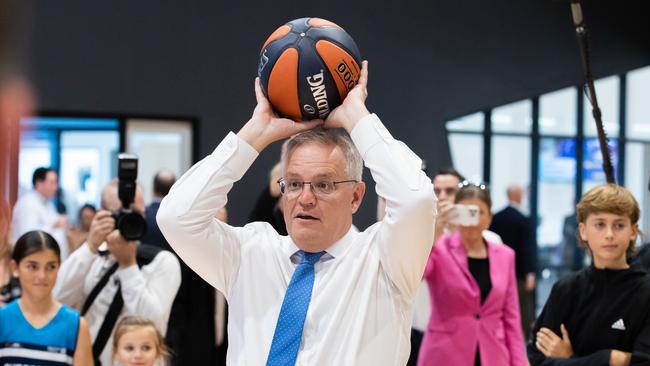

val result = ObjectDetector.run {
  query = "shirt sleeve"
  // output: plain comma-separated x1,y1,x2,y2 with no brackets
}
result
53,243,98,307
350,114,437,299
117,251,181,334
629,306,650,364
156,132,259,296
527,280,611,366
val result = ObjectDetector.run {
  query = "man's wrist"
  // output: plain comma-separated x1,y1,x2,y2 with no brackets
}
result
85,241,99,254
237,119,270,153
343,106,370,133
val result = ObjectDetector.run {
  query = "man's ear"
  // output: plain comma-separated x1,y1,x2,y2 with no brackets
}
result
631,223,640,243
578,222,587,242
351,181,366,214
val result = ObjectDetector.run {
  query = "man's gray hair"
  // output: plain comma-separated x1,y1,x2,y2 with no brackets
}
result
281,127,363,181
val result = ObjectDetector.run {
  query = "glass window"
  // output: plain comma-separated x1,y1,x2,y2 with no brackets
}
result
540,87,577,136
537,138,576,249
448,133,483,182
624,142,649,235
491,100,532,134
626,66,650,141
18,116,120,217
60,131,119,221
583,76,620,137
18,133,53,197
582,138,619,193
446,112,484,132
126,119,194,203
490,136,531,213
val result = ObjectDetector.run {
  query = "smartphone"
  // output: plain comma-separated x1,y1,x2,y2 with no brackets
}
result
449,204,480,226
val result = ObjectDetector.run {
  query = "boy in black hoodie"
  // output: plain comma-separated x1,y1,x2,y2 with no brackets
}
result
528,184,650,366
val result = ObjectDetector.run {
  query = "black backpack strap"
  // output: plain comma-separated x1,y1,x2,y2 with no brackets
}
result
81,262,119,316
92,282,124,365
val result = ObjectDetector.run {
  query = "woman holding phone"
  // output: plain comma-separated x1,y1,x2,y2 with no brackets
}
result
418,183,526,366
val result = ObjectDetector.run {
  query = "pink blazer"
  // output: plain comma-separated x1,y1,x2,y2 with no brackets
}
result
417,232,526,366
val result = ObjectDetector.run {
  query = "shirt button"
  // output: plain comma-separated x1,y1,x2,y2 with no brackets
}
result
475,313,480,319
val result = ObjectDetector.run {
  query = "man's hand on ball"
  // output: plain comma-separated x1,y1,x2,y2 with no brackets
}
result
238,78,323,152
324,60,370,132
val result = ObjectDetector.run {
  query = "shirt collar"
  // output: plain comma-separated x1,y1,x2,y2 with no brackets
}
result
286,225,358,264
32,190,50,205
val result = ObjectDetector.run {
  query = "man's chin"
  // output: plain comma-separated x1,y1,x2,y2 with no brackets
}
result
289,228,326,250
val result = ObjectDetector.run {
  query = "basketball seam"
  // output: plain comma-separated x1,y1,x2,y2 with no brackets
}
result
314,37,362,66
314,47,341,115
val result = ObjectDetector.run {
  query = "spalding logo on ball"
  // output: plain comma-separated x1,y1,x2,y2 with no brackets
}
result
257,17,362,121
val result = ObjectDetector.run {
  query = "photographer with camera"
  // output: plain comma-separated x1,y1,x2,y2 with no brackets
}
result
53,154,181,366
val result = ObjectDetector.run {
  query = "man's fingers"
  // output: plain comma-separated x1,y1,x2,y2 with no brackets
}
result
536,329,557,346
254,77,265,104
539,327,559,339
95,216,115,230
94,210,112,220
535,340,549,356
293,119,323,132
560,324,570,342
357,60,368,89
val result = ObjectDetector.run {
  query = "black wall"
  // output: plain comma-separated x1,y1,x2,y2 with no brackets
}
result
26,0,650,229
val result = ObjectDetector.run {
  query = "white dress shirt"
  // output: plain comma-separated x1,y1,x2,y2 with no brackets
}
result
11,190,68,259
157,114,436,365
53,243,181,365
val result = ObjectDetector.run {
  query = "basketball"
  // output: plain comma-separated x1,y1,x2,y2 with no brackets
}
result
257,17,362,121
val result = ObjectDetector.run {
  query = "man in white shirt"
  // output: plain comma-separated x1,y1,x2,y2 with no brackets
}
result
53,179,181,365
157,61,437,365
11,167,68,258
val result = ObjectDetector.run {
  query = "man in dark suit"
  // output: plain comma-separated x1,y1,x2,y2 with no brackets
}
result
142,169,176,251
489,184,537,339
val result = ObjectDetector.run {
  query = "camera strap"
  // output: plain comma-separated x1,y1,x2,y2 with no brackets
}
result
81,262,119,316
81,244,164,364
92,282,124,365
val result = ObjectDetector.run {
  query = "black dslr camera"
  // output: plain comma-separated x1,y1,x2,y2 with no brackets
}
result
113,153,147,241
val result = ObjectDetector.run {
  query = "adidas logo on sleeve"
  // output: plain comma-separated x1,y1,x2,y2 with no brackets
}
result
611,319,626,331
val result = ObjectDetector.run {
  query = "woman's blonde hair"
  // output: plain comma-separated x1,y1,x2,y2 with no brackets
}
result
112,316,170,362
576,183,640,256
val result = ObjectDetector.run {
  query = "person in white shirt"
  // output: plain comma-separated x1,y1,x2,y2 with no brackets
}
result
53,179,181,366
157,61,437,365
11,167,69,259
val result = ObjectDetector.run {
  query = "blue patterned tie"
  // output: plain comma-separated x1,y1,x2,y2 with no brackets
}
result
266,250,326,366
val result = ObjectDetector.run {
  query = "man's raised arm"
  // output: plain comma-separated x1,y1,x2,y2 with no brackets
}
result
325,61,437,300
157,78,322,295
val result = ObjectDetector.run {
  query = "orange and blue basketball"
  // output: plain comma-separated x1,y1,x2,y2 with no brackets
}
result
257,17,362,121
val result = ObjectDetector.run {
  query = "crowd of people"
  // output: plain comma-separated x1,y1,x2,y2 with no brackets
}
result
1,60,650,366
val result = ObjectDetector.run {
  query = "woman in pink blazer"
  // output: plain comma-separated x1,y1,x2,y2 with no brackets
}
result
418,183,526,366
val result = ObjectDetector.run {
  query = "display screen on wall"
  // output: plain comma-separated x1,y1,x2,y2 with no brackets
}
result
540,138,618,183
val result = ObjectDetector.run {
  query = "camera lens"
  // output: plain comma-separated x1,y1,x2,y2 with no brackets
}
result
113,209,147,241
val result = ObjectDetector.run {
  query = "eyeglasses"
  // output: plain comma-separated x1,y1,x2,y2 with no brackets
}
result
277,178,358,197
458,180,489,190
